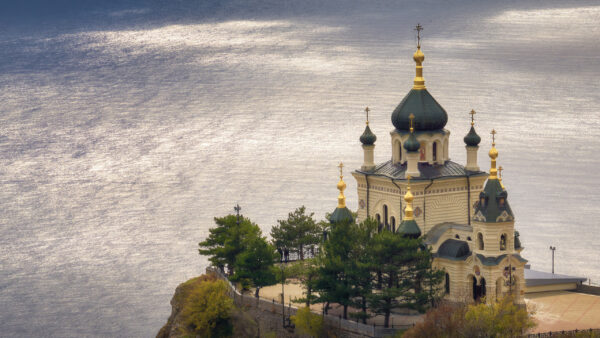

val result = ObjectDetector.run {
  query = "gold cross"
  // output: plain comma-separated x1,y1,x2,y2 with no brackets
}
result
338,162,344,178
407,175,412,186
470,109,476,126
409,113,415,131
365,107,370,124
491,129,496,144
414,24,423,48
498,166,503,179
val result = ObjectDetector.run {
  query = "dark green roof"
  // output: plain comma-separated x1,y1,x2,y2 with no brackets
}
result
403,132,420,152
330,207,354,224
359,125,377,145
397,219,421,238
356,160,487,180
476,253,507,266
473,178,514,223
391,89,448,131
436,239,470,260
464,126,481,147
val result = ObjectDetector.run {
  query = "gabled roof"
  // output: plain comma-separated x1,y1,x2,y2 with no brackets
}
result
356,160,487,180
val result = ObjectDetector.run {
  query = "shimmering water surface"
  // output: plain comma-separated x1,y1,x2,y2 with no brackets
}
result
1,1,599,336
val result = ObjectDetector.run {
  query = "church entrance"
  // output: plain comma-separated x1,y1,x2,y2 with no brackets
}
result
472,276,486,302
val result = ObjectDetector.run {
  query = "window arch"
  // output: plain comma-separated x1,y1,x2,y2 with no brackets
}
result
500,234,507,250
478,233,484,250
445,273,450,294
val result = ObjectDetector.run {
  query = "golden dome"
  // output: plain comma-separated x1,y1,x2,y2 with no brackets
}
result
337,162,346,208
413,47,425,64
404,176,415,220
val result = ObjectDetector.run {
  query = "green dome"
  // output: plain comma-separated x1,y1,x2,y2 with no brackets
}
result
330,207,354,224
360,125,377,145
464,126,481,146
397,219,421,238
403,132,420,152
391,89,448,131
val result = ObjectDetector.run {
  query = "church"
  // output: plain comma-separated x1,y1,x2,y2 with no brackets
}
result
339,30,527,304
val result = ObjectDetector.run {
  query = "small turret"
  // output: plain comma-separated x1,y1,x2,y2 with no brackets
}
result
404,114,420,178
360,107,377,171
398,176,421,238
464,109,481,171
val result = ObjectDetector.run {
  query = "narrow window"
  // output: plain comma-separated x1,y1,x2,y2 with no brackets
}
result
390,216,396,233
433,142,437,162
383,205,389,230
478,233,484,250
445,273,450,294
399,142,402,163
419,142,426,161
500,234,507,250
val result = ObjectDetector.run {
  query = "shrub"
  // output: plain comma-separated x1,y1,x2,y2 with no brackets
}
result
291,306,325,338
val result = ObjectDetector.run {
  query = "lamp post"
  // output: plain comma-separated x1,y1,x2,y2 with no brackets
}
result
234,204,241,225
550,246,556,274
281,264,285,327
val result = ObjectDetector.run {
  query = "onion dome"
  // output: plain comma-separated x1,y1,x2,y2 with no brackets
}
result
403,114,420,152
398,176,421,238
464,126,481,146
360,125,377,145
391,44,448,131
330,163,354,224
464,109,481,146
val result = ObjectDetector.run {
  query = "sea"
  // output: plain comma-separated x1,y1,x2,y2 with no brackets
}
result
1,0,599,336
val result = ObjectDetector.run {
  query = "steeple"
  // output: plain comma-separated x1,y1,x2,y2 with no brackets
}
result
464,109,481,171
489,129,498,179
330,162,354,224
472,131,514,223
360,107,377,171
413,23,426,90
397,176,421,237
337,162,346,208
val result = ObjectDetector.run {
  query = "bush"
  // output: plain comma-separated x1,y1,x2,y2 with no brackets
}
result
403,296,536,338
180,274,234,337
291,306,325,338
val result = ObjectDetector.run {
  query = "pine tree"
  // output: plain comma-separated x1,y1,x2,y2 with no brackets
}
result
232,236,278,298
271,206,321,260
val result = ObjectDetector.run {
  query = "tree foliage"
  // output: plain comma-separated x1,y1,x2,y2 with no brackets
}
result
231,236,278,298
180,274,234,337
198,215,261,275
291,306,325,338
403,296,536,338
271,206,321,260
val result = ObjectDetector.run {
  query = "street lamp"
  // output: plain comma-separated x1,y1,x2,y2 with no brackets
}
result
549,246,556,274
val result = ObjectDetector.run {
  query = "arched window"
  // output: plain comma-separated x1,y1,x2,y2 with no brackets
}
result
390,216,396,233
383,205,389,230
478,233,484,250
445,273,450,294
455,234,460,239
433,142,437,162
500,234,507,250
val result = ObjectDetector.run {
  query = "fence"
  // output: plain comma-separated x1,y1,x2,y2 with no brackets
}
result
528,329,600,337
206,266,412,337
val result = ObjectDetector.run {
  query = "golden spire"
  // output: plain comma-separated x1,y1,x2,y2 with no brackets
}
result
470,109,476,126
413,24,426,90
409,113,415,133
365,106,370,125
403,175,415,220
498,166,505,189
489,129,498,179
337,162,347,208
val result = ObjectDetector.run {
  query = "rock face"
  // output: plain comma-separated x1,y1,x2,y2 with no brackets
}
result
156,279,190,338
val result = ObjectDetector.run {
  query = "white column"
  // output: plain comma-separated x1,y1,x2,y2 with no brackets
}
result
405,152,420,178
465,146,479,171
361,145,375,171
